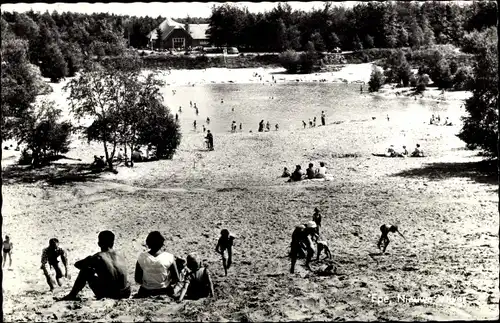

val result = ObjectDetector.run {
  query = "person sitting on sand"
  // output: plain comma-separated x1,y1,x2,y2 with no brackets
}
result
315,162,327,179
444,117,453,126
306,163,316,179
41,238,68,291
215,229,235,276
91,155,106,170
289,165,305,182
134,231,180,298
377,225,406,253
309,119,313,128
411,144,424,157
3,235,13,269
258,120,264,132
57,231,131,301
282,167,291,178
177,253,214,302
400,145,409,157
387,145,397,157
290,221,317,273
316,240,332,261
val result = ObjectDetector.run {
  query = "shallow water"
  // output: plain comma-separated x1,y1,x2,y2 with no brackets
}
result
164,83,461,134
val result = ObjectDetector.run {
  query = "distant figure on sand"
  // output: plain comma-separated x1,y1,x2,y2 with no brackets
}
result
275,124,279,131
3,236,13,268
386,114,390,122
302,120,307,129
193,120,197,130
134,231,180,298
205,130,214,151
215,229,235,276
41,238,68,291
194,103,197,110
195,107,199,115
221,99,224,104
190,101,192,107
258,120,264,132
377,225,406,253
58,231,131,301
177,253,214,302
411,144,424,157
313,117,317,127
360,85,363,93
321,111,326,126
312,207,322,235
175,113,179,121
290,221,317,273
289,165,304,182
387,145,397,157
309,119,313,127
179,106,182,113
316,240,332,261
306,163,316,179
402,145,408,157
281,167,291,178
206,117,210,124
266,121,271,132
239,123,242,131
203,125,206,132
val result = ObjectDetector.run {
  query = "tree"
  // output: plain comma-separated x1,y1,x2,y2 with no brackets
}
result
279,49,300,73
155,28,162,49
364,34,375,49
458,42,498,156
409,20,424,48
40,42,68,82
351,34,363,51
310,31,325,52
421,17,435,47
369,65,385,92
19,100,72,167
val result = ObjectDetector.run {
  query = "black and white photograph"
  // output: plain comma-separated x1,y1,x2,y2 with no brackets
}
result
1,1,498,321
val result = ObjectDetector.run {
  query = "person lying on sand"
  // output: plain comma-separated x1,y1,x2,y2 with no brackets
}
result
377,225,406,253
57,231,131,301
290,221,317,273
281,167,291,178
411,144,424,157
315,162,327,179
289,165,304,182
3,235,13,269
177,253,214,302
215,229,235,276
41,238,68,291
134,231,180,298
306,163,316,179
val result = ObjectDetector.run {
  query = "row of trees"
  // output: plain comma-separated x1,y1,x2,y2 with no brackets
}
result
207,1,497,52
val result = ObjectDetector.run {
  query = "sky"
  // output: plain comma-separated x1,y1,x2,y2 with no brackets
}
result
0,2,361,18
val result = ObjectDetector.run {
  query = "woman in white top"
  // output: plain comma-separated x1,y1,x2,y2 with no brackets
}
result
315,162,327,178
134,231,180,298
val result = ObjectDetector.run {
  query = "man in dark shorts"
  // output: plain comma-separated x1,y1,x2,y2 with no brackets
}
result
290,221,317,273
58,231,130,301
377,224,406,253
205,130,214,151
41,238,68,291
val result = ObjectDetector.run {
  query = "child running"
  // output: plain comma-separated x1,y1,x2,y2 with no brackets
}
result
377,224,406,253
215,229,235,276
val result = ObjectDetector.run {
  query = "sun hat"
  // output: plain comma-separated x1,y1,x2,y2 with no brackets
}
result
306,221,317,229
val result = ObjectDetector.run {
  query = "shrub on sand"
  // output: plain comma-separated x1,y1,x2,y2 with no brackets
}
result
368,66,385,92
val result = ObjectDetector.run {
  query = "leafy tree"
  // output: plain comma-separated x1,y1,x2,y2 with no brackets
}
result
369,65,385,92
421,17,435,47
310,31,325,52
40,42,68,82
398,26,409,47
364,34,375,49
279,49,300,73
352,34,363,51
155,28,162,49
452,66,474,91
19,100,72,167
458,42,498,156
408,19,424,48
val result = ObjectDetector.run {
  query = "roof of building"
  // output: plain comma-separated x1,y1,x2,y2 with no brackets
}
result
148,18,209,41
188,24,209,40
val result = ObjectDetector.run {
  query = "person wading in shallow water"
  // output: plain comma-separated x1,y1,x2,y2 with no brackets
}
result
57,231,131,301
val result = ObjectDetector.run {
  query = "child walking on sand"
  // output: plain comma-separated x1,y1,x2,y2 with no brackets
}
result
377,224,406,253
3,236,13,268
215,229,235,276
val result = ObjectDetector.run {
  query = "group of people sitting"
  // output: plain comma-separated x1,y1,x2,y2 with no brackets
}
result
42,229,236,302
258,120,279,132
386,143,425,157
283,162,330,182
430,114,453,126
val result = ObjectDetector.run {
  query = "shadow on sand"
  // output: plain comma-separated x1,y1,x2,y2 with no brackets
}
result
393,159,498,186
2,163,101,185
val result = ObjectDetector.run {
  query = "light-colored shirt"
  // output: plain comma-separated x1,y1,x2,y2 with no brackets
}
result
317,166,327,176
137,251,175,290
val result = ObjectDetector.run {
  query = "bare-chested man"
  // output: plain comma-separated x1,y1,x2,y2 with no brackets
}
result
377,225,406,253
41,238,68,291
58,231,130,301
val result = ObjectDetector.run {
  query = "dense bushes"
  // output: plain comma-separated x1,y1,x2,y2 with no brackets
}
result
279,49,322,74
368,66,385,92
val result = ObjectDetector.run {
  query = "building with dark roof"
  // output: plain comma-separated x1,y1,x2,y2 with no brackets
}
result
147,18,210,50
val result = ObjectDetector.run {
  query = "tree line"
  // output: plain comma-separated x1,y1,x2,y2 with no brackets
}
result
207,1,497,52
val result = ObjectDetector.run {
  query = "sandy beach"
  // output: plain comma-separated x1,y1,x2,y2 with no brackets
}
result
2,63,498,321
